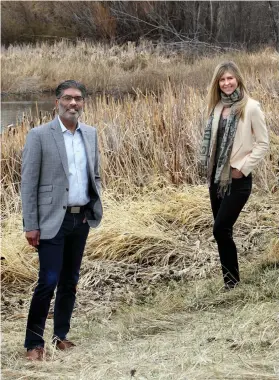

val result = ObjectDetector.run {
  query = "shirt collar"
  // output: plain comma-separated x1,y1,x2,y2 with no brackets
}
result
58,116,80,133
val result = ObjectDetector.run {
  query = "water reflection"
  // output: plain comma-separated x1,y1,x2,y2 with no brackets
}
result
1,94,55,128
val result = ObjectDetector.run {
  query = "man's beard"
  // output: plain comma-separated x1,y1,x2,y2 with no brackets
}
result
58,105,82,121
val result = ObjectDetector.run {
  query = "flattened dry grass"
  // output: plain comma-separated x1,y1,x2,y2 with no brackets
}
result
1,184,278,289
85,185,211,264
262,237,279,268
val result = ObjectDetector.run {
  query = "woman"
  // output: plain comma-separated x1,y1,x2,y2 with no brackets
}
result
200,61,269,289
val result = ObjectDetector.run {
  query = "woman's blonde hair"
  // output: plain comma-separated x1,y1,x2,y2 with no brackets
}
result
207,61,248,119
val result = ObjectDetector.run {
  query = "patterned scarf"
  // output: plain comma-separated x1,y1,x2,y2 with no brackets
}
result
200,87,242,196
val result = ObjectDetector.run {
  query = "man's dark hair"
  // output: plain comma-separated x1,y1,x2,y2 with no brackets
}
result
55,80,87,98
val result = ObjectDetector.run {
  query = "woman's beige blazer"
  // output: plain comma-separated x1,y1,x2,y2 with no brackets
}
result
211,98,269,177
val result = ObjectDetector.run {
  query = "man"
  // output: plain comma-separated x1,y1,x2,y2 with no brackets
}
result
21,80,103,360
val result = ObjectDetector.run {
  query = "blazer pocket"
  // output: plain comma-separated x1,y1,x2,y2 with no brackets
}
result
38,196,52,205
38,185,53,193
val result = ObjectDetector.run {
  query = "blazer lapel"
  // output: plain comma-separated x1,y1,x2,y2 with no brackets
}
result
231,119,243,159
79,125,92,168
79,124,99,193
50,117,69,178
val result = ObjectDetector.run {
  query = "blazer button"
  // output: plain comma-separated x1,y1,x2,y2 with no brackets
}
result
63,206,66,209
66,188,69,191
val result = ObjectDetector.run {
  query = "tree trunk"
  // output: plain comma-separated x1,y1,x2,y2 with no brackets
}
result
268,1,279,51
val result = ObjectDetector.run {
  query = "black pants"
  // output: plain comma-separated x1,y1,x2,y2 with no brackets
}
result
209,174,252,286
24,212,90,349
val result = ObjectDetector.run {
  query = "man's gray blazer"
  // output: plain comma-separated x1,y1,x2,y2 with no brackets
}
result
21,116,103,239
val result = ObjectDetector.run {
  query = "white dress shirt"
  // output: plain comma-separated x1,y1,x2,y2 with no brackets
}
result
58,116,90,206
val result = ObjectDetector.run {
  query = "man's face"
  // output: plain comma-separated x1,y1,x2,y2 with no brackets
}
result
56,88,84,122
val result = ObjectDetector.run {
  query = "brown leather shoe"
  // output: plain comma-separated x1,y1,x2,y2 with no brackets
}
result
26,347,45,361
55,339,76,351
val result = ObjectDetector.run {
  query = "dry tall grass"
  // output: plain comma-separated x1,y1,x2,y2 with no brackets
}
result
2,57,279,202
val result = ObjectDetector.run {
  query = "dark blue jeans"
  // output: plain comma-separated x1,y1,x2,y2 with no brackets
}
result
24,212,90,349
209,174,252,286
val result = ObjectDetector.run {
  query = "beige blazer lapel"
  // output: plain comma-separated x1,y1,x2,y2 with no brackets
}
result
231,118,243,159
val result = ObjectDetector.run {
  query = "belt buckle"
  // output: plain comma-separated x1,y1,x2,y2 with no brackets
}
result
71,206,80,214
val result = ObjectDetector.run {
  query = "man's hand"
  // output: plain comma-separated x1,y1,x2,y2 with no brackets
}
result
231,168,244,179
25,230,40,247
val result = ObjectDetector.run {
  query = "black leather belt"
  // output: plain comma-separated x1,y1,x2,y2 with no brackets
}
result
66,206,86,214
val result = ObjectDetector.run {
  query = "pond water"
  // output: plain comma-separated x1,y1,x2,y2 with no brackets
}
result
1,94,55,128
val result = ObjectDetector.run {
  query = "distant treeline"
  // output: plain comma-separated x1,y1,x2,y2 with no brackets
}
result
2,1,279,50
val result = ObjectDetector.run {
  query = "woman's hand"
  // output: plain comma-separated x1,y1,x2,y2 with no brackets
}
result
231,168,244,179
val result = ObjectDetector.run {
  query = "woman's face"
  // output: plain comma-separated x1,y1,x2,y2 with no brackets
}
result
219,71,238,95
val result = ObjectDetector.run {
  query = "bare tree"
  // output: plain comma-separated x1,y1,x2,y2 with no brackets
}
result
1,1,277,49
269,1,279,51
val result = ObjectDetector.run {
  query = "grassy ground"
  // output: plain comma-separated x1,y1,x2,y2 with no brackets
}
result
2,266,279,379
2,187,279,379
1,44,279,379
